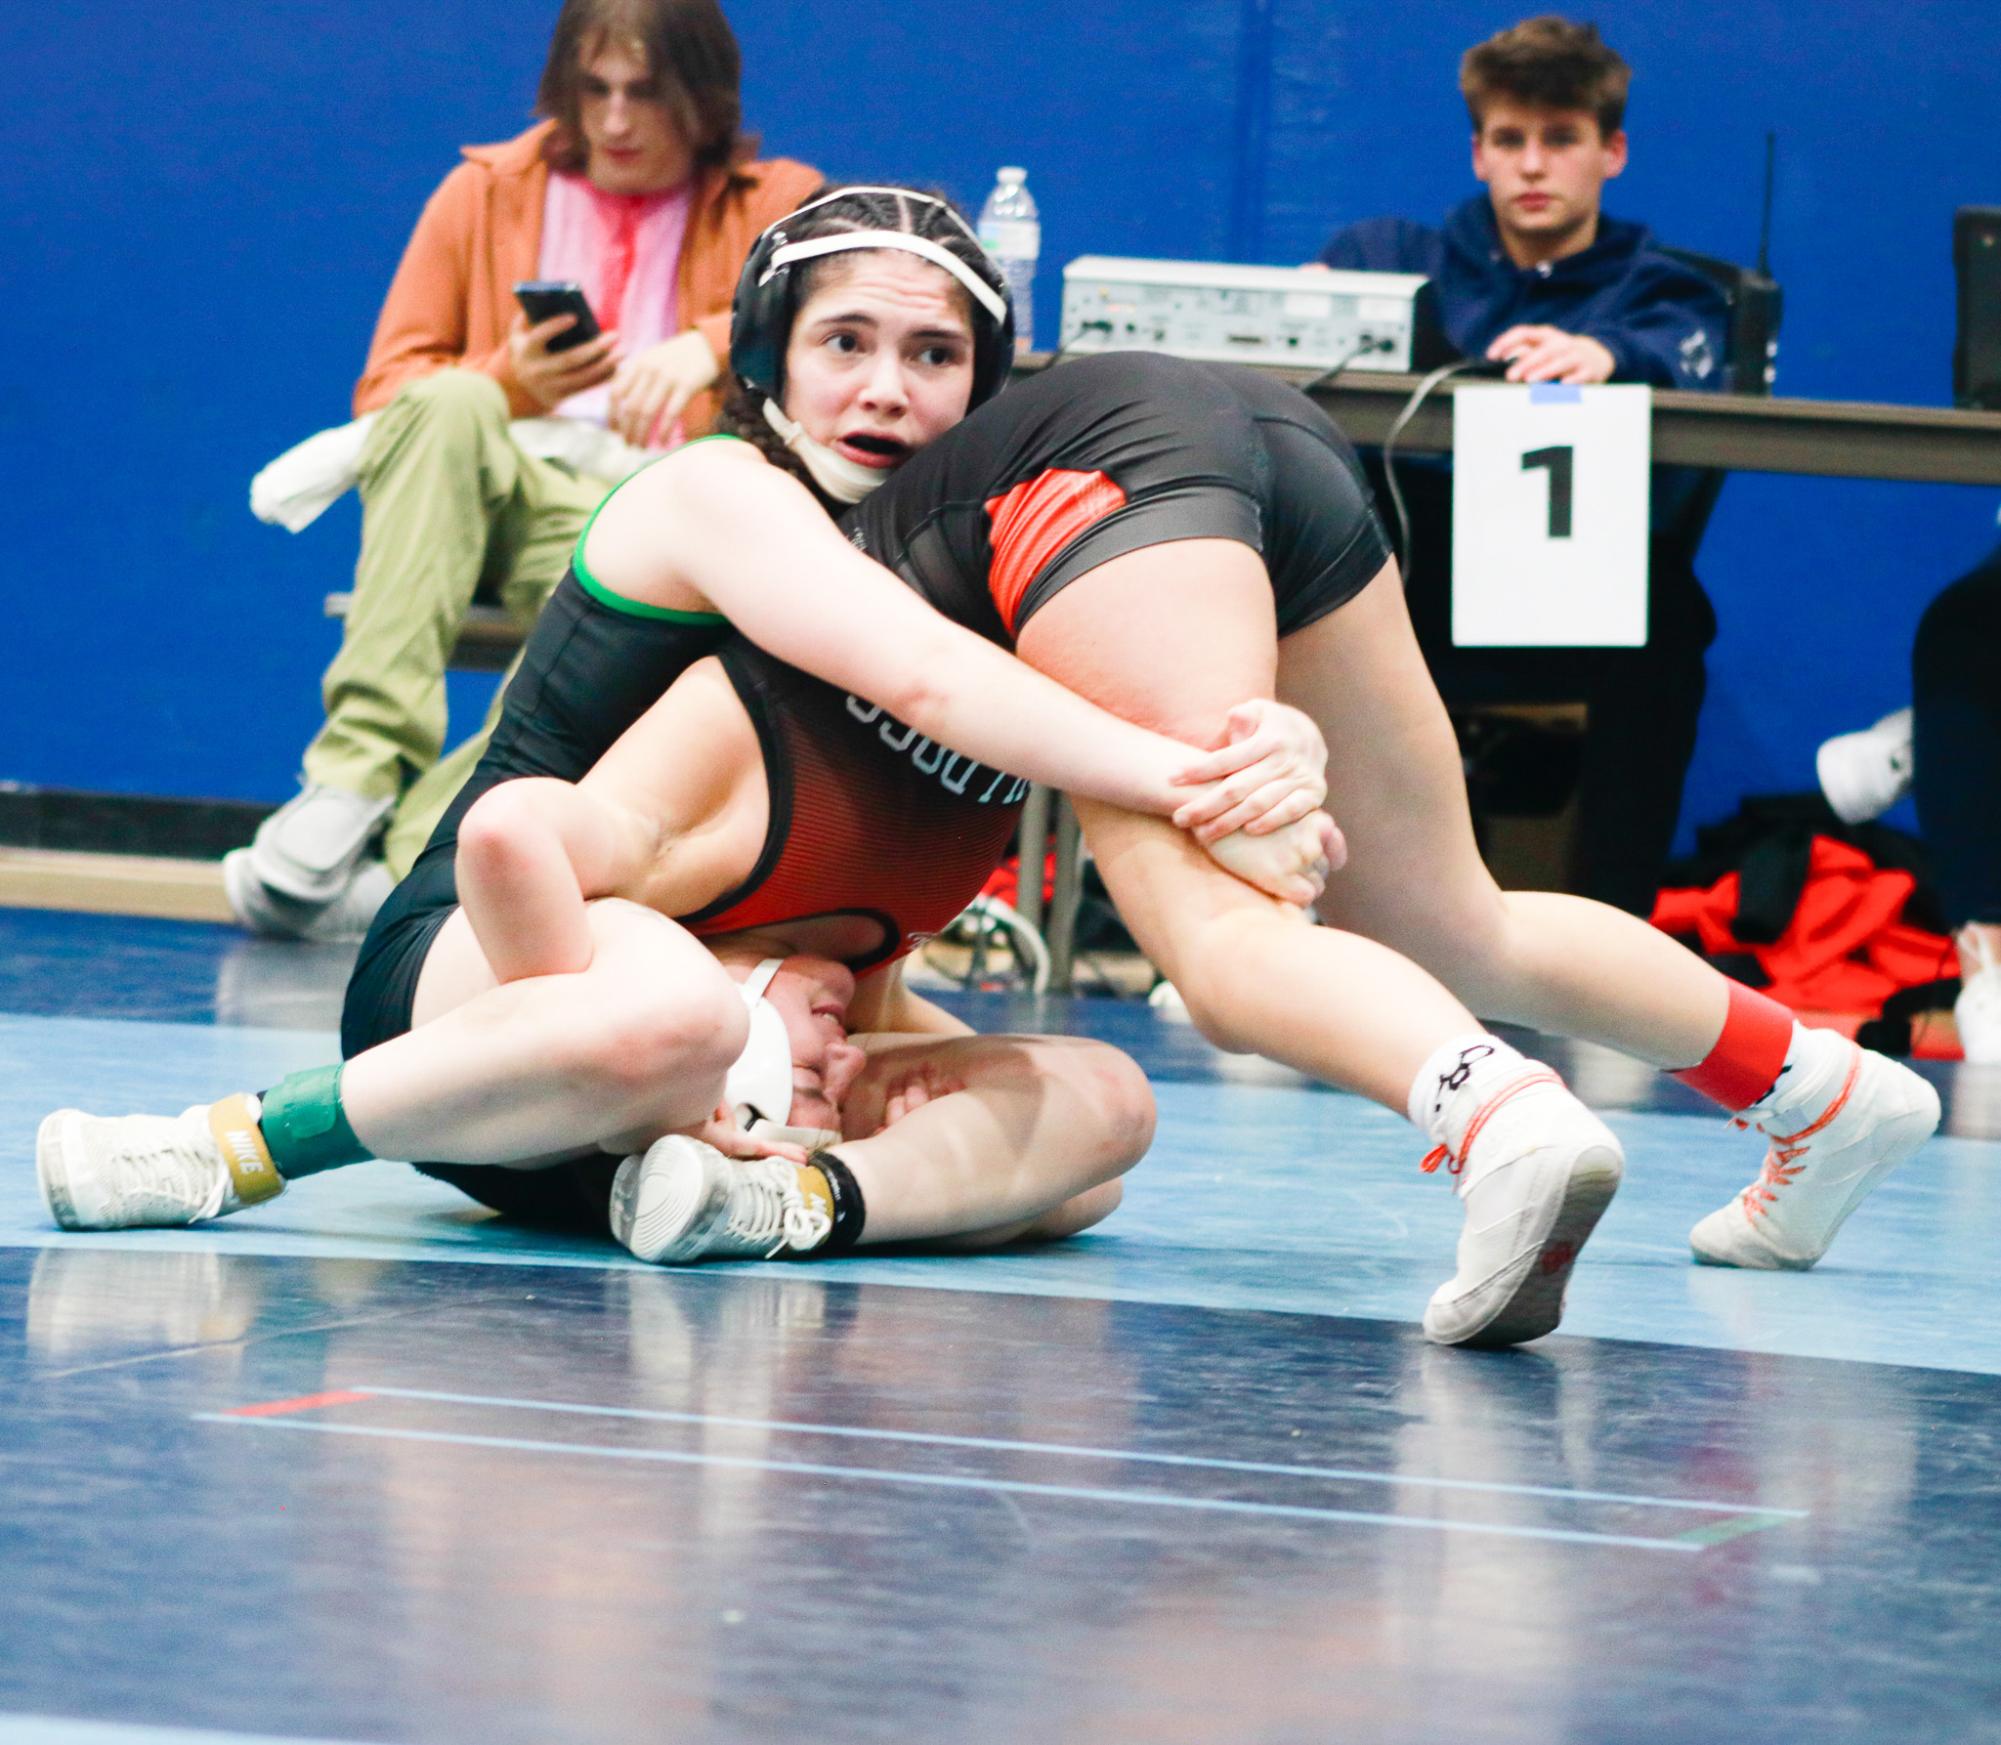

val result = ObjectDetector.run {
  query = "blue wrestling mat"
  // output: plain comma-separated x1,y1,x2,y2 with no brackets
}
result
3,910,1999,1744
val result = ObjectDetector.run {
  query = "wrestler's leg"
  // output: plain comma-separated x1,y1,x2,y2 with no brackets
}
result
1014,538,1477,1109
1277,559,1940,1272
342,898,744,1166
1273,559,1728,1066
36,898,747,1235
826,1030,1153,1247
1012,537,1625,1346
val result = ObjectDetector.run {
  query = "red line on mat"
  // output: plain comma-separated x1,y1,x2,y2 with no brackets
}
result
221,1389,374,1419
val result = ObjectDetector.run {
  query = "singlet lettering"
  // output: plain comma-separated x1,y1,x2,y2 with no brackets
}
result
845,695,1028,806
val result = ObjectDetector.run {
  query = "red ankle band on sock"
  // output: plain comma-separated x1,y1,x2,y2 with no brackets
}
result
1671,981,1794,1112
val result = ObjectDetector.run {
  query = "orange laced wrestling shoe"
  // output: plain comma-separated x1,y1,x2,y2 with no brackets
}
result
1420,1068,1624,1349
1689,1036,1938,1270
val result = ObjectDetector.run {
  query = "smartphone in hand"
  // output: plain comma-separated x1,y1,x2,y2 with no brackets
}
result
513,280,603,353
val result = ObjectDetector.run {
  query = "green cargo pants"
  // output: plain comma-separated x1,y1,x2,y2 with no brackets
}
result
300,369,614,877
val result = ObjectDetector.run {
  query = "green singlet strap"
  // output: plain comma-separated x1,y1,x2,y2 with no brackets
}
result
570,434,745,623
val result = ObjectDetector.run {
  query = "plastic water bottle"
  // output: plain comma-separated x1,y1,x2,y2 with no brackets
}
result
978,167,1040,353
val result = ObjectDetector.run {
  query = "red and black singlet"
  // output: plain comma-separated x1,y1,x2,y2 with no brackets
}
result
679,641,1027,968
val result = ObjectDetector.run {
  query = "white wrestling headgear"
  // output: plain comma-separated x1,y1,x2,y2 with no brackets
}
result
722,958,842,1150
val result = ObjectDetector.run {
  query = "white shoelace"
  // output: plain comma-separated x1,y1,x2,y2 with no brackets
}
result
108,1117,230,1222
727,1158,834,1257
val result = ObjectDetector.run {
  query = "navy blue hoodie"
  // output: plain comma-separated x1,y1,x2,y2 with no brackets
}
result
1321,197,1729,391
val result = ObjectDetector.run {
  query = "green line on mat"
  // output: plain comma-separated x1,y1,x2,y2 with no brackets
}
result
1674,1511,1799,1549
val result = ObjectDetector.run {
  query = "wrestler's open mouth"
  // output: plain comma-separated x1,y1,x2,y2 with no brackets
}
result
837,432,911,467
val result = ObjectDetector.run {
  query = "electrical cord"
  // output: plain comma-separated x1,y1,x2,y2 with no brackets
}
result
1291,332,1388,397
1042,320,1113,368
1378,357,1503,578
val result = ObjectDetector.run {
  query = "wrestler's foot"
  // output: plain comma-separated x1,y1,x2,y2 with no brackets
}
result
1815,707,1913,826
1421,1069,1624,1349
610,1137,831,1264
223,849,392,943
248,783,391,905
36,1097,283,1231
1690,1035,1938,1269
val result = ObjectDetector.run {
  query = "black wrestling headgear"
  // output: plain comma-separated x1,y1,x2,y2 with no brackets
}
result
729,186,1015,413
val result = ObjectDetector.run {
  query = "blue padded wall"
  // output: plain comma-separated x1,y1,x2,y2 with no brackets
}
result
7,0,2000,853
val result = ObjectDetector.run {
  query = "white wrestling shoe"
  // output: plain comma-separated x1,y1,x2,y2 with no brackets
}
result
1420,1069,1625,1349
609,1137,831,1264
1815,708,1914,826
1689,1036,1939,1269
36,1096,283,1231
1956,928,2001,1066
247,783,391,904
224,850,393,943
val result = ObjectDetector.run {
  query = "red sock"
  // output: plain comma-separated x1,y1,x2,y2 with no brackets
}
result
1670,981,1795,1112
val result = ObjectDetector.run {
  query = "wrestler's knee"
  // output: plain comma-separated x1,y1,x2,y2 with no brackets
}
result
555,980,747,1111
1162,912,1283,1054
1077,1043,1155,1167
361,368,509,474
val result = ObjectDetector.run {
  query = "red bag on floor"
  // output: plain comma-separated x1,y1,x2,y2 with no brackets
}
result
1652,835,1953,1016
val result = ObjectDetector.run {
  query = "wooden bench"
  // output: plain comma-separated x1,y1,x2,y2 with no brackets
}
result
323,593,523,673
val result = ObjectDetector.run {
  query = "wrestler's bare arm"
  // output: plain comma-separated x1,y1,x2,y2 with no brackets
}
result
848,961,976,1040
454,778,663,984
579,444,1329,881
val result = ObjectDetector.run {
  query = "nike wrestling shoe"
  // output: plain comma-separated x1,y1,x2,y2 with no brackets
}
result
37,1096,284,1231
609,1137,831,1264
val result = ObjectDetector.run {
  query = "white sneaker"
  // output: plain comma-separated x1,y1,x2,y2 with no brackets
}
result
223,850,392,943
248,783,391,904
1815,708,1914,825
36,1097,284,1231
1689,1039,1939,1269
1956,928,2001,1065
1420,1069,1625,1349
609,1137,832,1264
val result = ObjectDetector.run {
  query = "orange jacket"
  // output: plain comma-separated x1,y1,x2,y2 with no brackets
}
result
353,122,821,436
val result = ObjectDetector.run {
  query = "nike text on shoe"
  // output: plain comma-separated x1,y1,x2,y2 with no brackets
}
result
1689,1042,1939,1269
36,1098,283,1231
1421,1070,1625,1349
609,1137,831,1264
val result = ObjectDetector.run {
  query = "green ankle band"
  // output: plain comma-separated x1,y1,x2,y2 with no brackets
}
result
258,1065,372,1178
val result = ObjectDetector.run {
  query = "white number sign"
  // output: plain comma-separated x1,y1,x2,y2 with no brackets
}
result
1449,382,1652,647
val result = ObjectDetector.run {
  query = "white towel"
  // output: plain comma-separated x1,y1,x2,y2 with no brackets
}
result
248,415,378,532
249,414,656,534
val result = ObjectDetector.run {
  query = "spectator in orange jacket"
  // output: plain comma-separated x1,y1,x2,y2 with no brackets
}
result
227,0,821,940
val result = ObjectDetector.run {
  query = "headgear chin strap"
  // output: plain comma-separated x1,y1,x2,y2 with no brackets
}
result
722,958,843,1151
761,399,887,505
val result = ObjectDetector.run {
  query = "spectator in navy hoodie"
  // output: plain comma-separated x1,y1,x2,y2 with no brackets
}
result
1320,16,1730,915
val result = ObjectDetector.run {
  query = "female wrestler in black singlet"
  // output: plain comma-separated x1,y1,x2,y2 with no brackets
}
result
36,188,1332,1267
